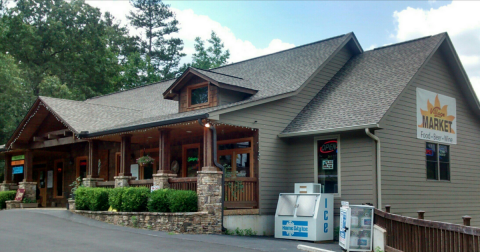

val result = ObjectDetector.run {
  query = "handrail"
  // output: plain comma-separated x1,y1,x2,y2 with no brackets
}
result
129,179,153,185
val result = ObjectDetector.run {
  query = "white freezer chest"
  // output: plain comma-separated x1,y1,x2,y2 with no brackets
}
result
274,192,334,241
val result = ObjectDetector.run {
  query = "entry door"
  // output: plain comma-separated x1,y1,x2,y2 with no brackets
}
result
37,169,47,207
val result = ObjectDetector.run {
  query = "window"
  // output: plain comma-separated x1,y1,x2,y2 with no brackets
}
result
217,138,254,178
183,144,201,177
189,85,209,106
54,160,64,198
426,143,450,181
76,156,88,179
315,138,340,194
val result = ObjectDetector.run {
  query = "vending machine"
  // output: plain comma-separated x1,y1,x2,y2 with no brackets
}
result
339,202,374,251
274,183,334,242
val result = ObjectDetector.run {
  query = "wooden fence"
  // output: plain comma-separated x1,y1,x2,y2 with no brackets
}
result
169,177,197,191
375,205,480,252
129,179,153,188
96,181,114,188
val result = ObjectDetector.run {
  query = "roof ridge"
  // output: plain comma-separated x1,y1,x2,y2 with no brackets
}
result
372,33,446,51
208,33,349,71
193,68,244,80
40,96,142,111
86,78,176,101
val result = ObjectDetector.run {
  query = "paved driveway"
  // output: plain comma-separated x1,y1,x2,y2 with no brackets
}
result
0,209,341,252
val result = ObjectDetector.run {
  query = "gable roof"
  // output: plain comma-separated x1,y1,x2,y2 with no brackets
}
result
280,33,447,137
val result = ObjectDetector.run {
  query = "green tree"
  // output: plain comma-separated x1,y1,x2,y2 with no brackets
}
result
0,0,138,99
179,31,230,74
128,0,185,82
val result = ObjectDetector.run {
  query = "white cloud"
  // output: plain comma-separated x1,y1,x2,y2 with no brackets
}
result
367,44,377,50
393,2,480,96
86,1,295,65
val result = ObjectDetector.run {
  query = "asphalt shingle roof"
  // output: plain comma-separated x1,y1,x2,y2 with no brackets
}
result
191,68,254,90
281,34,445,135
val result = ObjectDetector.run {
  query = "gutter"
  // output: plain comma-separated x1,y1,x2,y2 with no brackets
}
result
278,124,379,138
365,128,382,210
78,114,209,138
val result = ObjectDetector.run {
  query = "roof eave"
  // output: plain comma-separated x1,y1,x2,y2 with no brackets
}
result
278,124,380,138
78,113,209,139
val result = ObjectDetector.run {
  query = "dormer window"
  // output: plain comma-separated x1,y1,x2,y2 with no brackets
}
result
189,84,209,107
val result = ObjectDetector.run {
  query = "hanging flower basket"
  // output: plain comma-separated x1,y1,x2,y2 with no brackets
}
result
137,155,154,166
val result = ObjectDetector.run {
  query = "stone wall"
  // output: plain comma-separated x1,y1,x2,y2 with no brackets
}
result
75,210,220,234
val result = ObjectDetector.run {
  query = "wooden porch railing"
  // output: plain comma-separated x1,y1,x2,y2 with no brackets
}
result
129,179,153,188
96,181,114,188
168,177,258,209
375,205,480,252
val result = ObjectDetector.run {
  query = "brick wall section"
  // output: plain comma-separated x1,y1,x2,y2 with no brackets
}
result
75,210,220,234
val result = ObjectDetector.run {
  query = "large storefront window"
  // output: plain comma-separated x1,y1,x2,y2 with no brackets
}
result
317,139,338,194
218,138,253,178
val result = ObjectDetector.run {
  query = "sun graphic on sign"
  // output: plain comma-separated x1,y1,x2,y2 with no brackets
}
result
418,95,455,133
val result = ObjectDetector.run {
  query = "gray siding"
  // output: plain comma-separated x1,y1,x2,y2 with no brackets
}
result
287,131,376,215
218,46,353,214
378,49,480,226
218,88,248,106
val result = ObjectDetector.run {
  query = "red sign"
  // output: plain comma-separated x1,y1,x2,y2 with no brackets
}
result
320,140,337,154
14,189,25,201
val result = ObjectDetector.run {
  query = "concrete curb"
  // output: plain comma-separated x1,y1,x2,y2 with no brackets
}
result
297,244,336,252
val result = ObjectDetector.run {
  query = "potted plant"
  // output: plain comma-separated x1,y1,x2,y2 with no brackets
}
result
20,198,38,208
137,155,154,166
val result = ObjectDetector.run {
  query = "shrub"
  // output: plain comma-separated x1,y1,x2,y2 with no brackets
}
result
148,189,170,212
121,187,150,212
75,187,110,211
0,191,16,209
108,187,125,211
168,190,197,212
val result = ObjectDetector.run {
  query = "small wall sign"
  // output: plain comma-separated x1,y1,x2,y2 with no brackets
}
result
12,166,23,174
14,188,25,201
151,185,160,192
11,160,25,166
11,155,25,161
322,160,334,170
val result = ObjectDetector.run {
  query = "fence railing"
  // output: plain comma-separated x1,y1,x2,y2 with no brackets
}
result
168,177,197,191
375,205,479,252
96,181,115,188
129,179,153,188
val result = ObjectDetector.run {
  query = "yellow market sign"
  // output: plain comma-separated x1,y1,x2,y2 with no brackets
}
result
416,88,456,144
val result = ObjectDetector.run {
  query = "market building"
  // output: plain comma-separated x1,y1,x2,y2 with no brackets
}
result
2,31,480,233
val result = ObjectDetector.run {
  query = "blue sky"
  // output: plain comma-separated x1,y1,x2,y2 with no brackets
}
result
88,1,480,94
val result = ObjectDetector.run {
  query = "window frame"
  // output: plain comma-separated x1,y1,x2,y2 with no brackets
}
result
53,159,64,199
187,83,210,108
426,142,450,182
217,137,254,178
76,156,88,179
314,135,341,197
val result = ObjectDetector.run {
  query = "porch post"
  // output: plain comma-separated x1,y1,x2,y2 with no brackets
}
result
0,154,15,191
197,125,223,234
153,129,176,189
19,150,36,201
84,140,101,187
115,134,133,188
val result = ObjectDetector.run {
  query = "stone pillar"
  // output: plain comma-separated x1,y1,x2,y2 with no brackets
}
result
153,173,177,189
197,170,223,234
87,140,99,178
119,135,132,176
18,181,37,202
23,150,33,182
114,176,132,188
82,178,103,188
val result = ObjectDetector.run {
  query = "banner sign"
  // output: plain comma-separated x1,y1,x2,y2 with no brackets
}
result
11,160,24,166
12,166,23,174
14,189,25,201
416,88,457,144
12,155,25,161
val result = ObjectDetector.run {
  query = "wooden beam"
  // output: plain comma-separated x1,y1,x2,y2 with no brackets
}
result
47,134,60,140
29,137,86,149
87,140,98,178
32,136,46,142
119,135,132,176
24,150,33,182
4,154,12,183
158,129,171,173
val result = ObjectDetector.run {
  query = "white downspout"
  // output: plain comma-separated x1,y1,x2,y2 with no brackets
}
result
365,128,382,209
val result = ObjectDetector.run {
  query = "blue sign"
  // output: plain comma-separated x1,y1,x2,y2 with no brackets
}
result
12,166,23,174
282,220,308,237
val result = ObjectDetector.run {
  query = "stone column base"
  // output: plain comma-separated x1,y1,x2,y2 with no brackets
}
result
153,173,177,189
197,170,223,234
0,183,17,192
18,182,37,201
82,178,103,188
68,199,76,212
114,176,135,188
5,200,21,210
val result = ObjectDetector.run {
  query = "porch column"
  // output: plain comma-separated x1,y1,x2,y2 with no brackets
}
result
115,134,132,188
197,125,223,234
19,150,36,201
153,129,176,189
84,140,101,187
0,154,15,191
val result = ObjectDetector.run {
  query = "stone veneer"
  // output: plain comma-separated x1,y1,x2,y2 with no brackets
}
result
75,210,220,234
18,182,37,201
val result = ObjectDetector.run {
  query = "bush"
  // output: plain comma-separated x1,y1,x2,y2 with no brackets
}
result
148,189,170,212
75,187,110,211
108,187,125,211
121,187,150,212
0,191,16,209
168,190,197,212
